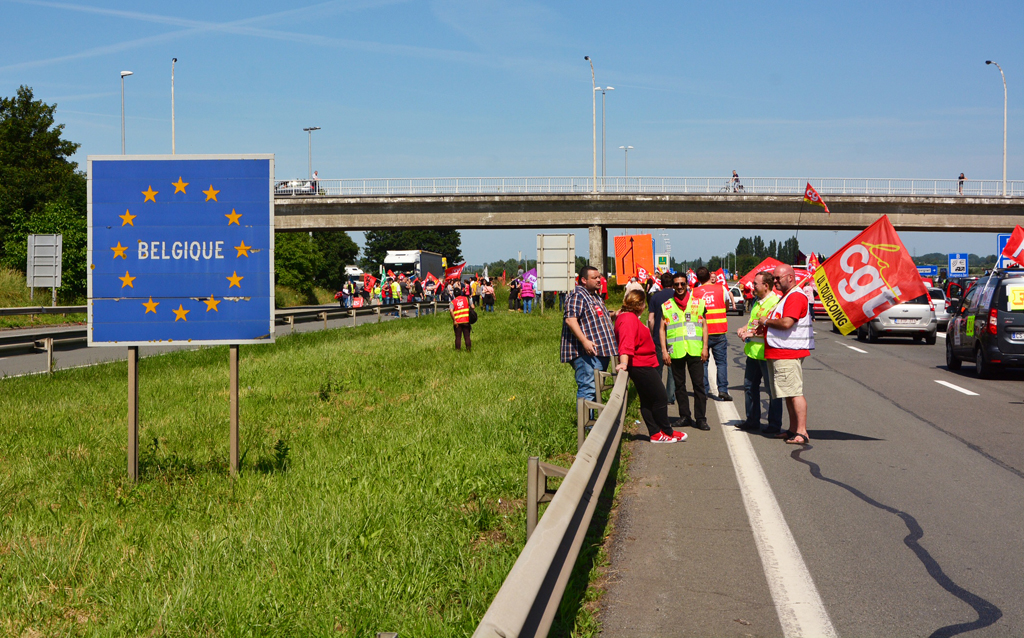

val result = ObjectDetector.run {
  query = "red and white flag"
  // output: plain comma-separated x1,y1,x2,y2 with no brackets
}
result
444,262,467,281
686,269,698,286
713,268,727,285
637,267,649,281
804,183,830,215
1001,225,1024,267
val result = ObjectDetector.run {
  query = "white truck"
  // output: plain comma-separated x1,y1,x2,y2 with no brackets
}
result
383,250,444,281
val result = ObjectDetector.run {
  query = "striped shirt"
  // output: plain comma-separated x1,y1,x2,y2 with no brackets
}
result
560,286,618,362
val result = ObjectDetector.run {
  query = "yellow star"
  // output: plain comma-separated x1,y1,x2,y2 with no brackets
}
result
172,176,189,194
142,186,158,202
142,297,159,314
119,271,136,288
203,295,221,312
225,209,242,225
203,185,220,202
226,271,243,288
172,304,189,322
234,241,251,257
110,242,128,259
119,209,136,226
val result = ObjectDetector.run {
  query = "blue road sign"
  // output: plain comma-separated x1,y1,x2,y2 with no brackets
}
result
88,155,275,345
997,233,1018,268
916,265,938,278
947,253,969,277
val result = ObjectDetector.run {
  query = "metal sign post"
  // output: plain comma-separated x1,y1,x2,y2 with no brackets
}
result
536,234,577,315
88,154,275,480
27,234,62,306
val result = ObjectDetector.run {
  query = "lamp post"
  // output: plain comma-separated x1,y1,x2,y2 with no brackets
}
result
619,145,633,178
120,70,133,154
597,86,614,190
985,60,1007,197
303,126,321,179
171,58,177,154
584,56,596,193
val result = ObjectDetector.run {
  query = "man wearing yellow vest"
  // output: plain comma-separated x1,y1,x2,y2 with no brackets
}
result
659,272,710,430
737,272,783,433
693,267,736,401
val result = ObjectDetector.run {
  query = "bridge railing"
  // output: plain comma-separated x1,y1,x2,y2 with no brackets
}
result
282,177,1024,198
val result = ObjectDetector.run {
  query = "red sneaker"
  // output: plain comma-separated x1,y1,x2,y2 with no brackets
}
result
650,431,678,443
671,430,688,442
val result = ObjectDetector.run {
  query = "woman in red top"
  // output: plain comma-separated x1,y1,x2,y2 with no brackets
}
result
615,290,686,443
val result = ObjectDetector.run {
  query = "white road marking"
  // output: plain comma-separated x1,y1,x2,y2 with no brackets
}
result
845,344,868,353
708,356,838,638
936,332,946,338
934,379,979,396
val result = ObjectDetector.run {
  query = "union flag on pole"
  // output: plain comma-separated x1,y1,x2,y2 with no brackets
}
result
444,262,467,281
813,216,927,335
804,183,830,215
1000,225,1024,267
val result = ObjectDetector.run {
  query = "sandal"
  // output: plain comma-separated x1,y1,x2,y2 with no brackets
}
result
785,433,810,445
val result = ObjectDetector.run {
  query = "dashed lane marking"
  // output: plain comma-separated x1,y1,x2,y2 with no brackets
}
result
934,379,979,396
845,344,868,353
708,356,838,638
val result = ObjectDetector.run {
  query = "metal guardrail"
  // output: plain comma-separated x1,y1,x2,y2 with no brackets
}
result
277,176,1024,198
0,301,441,373
473,370,629,638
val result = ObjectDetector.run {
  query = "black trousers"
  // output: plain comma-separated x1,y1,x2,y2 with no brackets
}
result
454,323,471,350
671,354,707,421
628,365,673,437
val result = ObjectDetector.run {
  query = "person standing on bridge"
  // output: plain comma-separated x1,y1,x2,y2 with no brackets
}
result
562,265,618,405
694,266,736,401
659,272,710,430
615,289,686,443
450,286,474,352
737,271,783,434
757,264,814,445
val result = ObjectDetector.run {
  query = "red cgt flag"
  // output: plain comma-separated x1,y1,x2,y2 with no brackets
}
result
804,183,830,215
713,268,727,285
813,215,927,335
1001,225,1024,267
444,262,467,281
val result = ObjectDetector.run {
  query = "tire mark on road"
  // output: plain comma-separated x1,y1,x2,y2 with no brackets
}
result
815,357,1024,481
790,446,1003,638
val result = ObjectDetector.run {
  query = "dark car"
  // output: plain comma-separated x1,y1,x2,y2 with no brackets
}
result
946,269,1024,377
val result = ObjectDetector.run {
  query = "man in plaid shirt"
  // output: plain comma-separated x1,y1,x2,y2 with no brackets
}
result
562,265,618,401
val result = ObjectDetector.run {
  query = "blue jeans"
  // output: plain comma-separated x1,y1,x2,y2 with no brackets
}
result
572,355,611,401
703,334,729,396
523,297,534,313
744,357,782,431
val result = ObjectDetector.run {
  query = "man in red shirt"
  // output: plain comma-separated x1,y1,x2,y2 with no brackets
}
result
757,264,814,445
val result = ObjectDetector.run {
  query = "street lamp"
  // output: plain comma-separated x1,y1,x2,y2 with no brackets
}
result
120,70,133,154
584,56,596,193
171,58,177,154
986,60,1007,197
619,145,633,178
303,126,321,179
597,86,614,190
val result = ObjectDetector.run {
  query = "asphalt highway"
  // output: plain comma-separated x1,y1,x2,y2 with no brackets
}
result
601,315,1024,637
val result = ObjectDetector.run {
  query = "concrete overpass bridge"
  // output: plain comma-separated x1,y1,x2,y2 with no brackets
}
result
272,176,1024,268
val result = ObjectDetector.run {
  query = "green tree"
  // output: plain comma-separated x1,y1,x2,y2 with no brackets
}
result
275,232,323,302
0,86,85,267
312,231,359,291
1,200,87,299
360,230,462,269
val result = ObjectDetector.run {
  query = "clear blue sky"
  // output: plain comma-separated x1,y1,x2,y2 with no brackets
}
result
2,0,1021,265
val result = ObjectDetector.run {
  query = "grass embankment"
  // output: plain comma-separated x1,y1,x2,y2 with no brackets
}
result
0,301,635,636
0,268,85,329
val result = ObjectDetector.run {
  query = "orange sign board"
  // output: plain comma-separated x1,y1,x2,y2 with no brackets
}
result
613,234,655,285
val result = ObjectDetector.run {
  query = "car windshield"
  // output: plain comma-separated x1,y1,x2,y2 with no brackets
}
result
906,294,929,304
928,289,944,300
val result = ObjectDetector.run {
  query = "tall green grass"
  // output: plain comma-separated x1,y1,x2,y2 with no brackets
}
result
0,304,631,636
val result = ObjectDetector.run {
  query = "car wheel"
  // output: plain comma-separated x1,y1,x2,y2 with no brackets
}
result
912,335,923,342
975,347,993,379
857,326,867,342
832,321,841,334
946,338,961,370
925,332,937,346
867,323,880,343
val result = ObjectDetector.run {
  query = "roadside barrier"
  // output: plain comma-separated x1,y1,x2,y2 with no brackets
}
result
474,370,628,638
0,300,441,374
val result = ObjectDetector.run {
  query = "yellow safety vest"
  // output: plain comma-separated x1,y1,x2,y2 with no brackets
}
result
743,292,780,360
662,295,705,358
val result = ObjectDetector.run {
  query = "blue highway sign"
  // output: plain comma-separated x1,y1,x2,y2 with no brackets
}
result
916,265,938,278
997,234,1018,268
87,155,275,345
947,253,969,277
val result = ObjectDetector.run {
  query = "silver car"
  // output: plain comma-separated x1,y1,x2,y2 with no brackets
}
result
857,292,938,344
928,286,951,330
